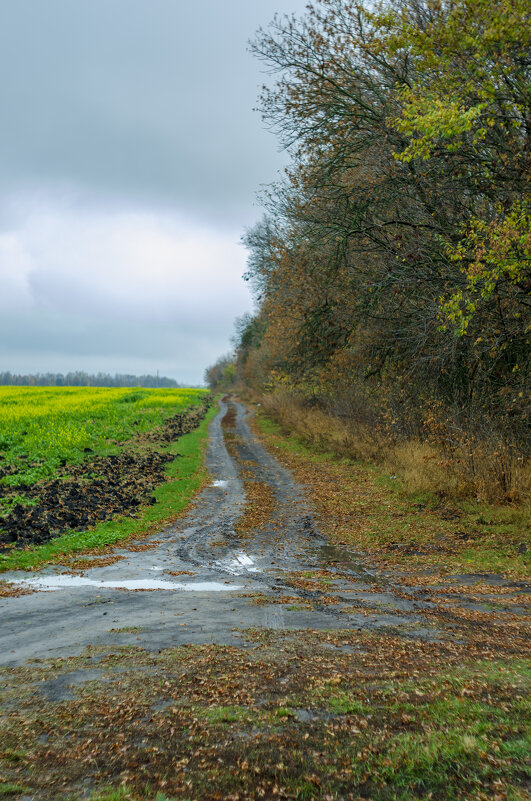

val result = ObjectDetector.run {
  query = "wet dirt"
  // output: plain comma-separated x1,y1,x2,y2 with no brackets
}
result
0,399,527,667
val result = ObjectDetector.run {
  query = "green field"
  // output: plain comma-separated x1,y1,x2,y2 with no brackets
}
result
0,386,207,487
0,386,212,569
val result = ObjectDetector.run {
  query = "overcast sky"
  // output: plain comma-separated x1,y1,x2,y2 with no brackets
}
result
0,0,307,385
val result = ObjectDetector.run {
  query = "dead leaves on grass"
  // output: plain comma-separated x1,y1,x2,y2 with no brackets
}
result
1,633,529,801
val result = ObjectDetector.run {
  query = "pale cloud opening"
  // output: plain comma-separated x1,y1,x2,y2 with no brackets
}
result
0,195,251,384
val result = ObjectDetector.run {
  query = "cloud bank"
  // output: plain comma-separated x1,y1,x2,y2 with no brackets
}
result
0,195,251,384
0,0,308,383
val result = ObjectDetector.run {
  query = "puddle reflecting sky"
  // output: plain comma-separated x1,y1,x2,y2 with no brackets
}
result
11,576,244,592
218,552,260,575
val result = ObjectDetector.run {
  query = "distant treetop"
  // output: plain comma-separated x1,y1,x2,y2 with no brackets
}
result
0,371,184,388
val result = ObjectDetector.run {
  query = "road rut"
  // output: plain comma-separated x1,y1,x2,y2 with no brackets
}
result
0,400,435,666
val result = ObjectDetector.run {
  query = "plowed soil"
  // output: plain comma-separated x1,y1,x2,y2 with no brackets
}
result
0,401,209,550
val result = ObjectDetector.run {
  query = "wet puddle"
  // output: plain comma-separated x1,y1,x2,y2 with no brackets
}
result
218,552,260,575
212,480,229,488
9,576,244,593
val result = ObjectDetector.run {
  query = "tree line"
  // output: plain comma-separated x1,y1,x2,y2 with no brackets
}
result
208,0,530,499
0,372,183,388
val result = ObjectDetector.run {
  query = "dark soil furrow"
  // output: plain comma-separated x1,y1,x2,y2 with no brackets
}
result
0,401,210,550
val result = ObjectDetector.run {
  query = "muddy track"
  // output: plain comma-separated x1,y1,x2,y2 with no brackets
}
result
1,400,444,667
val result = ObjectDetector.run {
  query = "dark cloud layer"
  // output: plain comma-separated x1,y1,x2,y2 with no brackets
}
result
0,0,306,226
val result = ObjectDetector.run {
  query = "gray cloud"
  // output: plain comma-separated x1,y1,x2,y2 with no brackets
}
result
0,0,308,383
0,0,307,226
0,201,251,383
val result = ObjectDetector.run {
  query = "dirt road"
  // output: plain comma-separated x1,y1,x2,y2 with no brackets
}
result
0,399,437,667
1,400,529,801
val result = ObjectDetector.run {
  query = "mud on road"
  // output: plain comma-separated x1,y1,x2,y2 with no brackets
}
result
0,398,447,666
0,399,529,801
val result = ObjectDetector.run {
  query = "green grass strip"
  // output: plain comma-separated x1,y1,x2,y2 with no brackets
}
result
0,403,218,573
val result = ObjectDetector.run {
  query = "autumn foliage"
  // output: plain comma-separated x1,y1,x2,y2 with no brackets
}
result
234,0,530,501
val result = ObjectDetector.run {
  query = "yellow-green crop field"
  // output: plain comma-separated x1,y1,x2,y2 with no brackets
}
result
0,386,208,488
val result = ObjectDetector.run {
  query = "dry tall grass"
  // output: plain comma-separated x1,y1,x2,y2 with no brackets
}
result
258,388,530,506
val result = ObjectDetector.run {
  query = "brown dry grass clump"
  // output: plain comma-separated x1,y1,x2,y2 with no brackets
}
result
259,389,531,506
0,581,36,598
249,399,530,580
235,481,276,538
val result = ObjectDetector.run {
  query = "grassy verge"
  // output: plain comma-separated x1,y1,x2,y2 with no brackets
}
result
0,633,529,801
253,410,530,581
0,403,218,573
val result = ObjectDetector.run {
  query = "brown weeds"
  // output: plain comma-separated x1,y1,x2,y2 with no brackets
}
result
260,390,530,505
251,404,530,580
